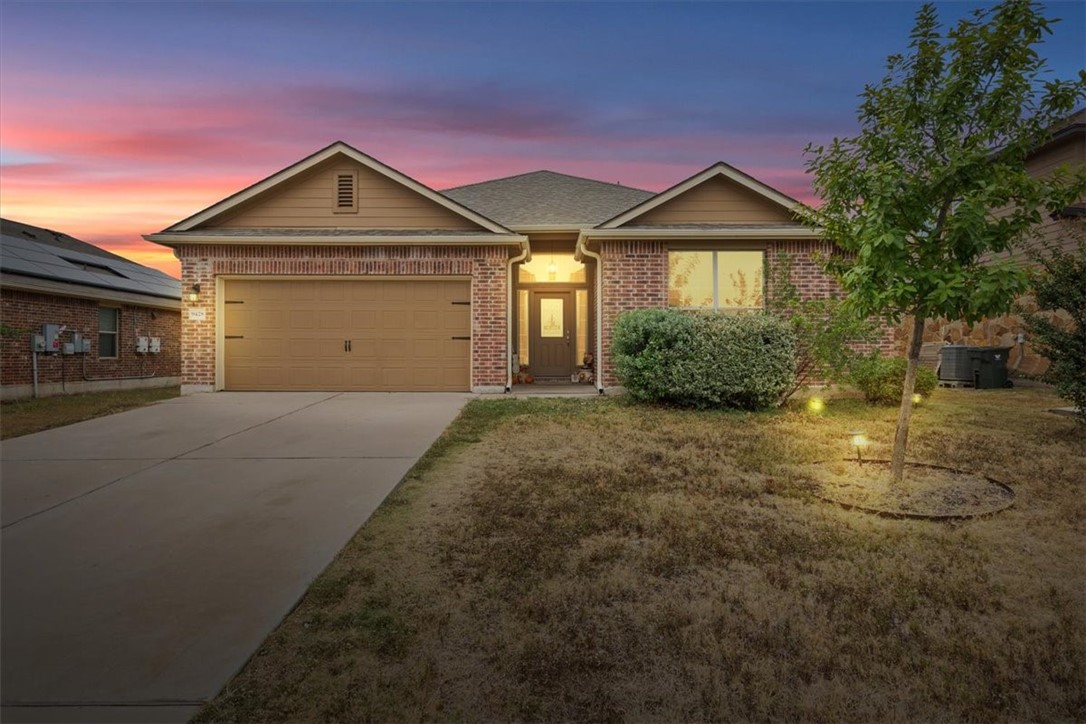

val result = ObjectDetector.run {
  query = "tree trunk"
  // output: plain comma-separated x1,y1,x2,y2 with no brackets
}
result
891,315,926,483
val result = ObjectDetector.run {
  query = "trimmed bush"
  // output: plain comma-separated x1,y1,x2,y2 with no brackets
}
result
612,309,795,409
850,354,937,405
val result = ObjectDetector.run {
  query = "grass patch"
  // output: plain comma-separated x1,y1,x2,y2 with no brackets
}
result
196,387,1085,722
0,386,180,439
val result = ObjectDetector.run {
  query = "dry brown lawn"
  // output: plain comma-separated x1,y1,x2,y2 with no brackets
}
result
197,386,1085,723
0,386,179,439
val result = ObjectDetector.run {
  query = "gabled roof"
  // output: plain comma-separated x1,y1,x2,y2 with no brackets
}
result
443,170,654,228
596,161,803,229
163,141,515,236
1,218,181,301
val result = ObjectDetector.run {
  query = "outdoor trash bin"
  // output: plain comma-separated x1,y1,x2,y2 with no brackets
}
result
968,347,1013,389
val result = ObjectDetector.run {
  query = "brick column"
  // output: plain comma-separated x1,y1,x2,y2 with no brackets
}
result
599,239,668,388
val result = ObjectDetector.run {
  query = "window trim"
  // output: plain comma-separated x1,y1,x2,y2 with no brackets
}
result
667,248,766,312
98,306,120,359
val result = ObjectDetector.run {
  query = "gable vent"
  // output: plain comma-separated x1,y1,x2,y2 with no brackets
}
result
333,170,358,213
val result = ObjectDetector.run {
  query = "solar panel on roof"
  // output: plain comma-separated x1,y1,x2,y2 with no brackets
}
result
1,229,180,299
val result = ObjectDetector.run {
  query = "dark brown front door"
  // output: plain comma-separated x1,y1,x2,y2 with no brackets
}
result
530,290,574,378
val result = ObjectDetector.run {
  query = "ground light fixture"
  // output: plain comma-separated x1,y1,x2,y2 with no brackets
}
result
848,430,868,464
912,393,923,404
807,397,826,413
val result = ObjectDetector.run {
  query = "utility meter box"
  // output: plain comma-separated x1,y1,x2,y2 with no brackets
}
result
42,324,62,353
62,342,75,355
149,337,161,354
136,336,149,354
80,338,92,354
32,335,46,353
72,333,83,354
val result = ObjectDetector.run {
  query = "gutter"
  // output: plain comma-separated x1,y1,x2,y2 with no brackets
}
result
575,234,605,395
144,233,529,247
505,243,531,392
581,227,822,240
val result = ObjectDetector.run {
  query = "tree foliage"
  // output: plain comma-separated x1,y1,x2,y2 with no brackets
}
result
767,253,881,403
1024,235,1086,422
802,0,1086,480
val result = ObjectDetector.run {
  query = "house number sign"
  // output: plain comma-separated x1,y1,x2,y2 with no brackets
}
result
188,308,207,322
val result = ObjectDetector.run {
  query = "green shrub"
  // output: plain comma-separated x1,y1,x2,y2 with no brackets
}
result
1024,240,1086,424
612,309,795,409
850,354,937,405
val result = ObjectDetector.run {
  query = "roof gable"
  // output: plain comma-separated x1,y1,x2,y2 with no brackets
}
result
598,162,802,229
443,170,654,227
166,142,513,235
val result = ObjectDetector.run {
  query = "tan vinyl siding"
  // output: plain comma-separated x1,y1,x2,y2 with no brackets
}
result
210,159,482,230
630,176,796,226
990,130,1085,265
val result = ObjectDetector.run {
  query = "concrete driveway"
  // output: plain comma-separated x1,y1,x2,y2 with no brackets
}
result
0,392,469,723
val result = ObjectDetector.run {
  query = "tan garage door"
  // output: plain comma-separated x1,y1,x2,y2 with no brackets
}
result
223,279,471,391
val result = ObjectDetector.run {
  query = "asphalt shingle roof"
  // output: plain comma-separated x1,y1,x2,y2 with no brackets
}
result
1,218,180,300
443,171,655,227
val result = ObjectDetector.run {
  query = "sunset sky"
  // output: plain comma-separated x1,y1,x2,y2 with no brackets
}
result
1,1,1083,279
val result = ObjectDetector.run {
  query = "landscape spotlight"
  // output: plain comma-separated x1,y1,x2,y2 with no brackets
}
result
807,397,825,413
848,430,867,464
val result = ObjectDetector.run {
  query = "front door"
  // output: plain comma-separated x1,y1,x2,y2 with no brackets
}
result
530,290,574,378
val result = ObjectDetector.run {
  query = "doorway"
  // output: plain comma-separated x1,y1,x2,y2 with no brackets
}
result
529,290,575,378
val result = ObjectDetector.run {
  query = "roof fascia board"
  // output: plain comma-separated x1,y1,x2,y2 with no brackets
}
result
167,142,515,235
581,227,822,240
145,232,529,248
597,162,805,229
1,273,182,310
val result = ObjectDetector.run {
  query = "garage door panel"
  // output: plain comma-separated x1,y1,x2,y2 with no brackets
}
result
224,279,470,391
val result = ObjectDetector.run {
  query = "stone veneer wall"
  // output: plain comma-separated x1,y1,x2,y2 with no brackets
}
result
597,238,895,388
174,244,508,391
1,288,181,399
896,300,1071,378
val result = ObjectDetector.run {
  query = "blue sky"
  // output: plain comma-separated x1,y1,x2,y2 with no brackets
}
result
1,1,1083,275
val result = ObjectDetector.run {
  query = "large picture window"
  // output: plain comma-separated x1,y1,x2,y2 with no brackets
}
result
668,250,764,311
98,307,119,358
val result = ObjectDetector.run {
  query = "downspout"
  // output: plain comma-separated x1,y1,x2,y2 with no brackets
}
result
506,240,530,392
576,234,605,395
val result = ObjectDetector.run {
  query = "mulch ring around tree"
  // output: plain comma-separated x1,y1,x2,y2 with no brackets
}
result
803,460,1015,520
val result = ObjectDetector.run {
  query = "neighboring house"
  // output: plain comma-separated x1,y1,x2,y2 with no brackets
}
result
899,111,1085,376
1,218,181,399
146,142,891,394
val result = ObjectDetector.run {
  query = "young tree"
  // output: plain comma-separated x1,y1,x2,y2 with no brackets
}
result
803,0,1086,482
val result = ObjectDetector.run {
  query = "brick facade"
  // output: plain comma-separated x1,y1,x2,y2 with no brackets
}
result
598,240,669,387
1,288,181,399
596,238,894,388
174,244,509,391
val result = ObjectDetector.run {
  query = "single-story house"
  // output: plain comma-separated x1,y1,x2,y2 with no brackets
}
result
1,218,181,400
146,143,892,394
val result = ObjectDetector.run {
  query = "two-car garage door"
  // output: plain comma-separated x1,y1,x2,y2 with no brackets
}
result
223,279,470,391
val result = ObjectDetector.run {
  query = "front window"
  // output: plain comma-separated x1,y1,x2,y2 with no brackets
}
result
98,307,119,357
668,250,764,311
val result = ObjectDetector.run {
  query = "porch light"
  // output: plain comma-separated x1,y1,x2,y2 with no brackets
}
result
188,283,201,303
848,430,867,464
806,397,825,413
547,256,557,281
